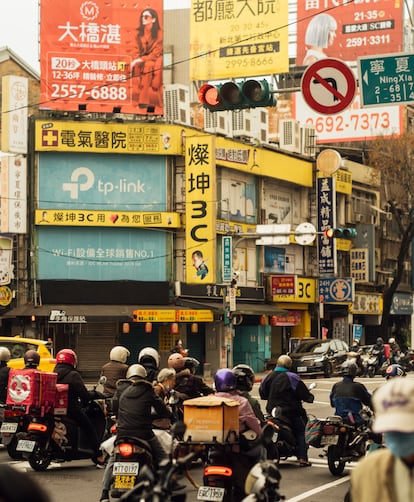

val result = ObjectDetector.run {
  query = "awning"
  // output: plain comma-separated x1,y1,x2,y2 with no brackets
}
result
175,298,288,316
1,304,140,319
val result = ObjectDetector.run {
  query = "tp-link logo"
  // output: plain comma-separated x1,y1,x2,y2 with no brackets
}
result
62,167,94,199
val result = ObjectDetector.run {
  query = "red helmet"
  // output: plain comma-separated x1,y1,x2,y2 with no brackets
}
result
56,349,77,367
168,353,185,370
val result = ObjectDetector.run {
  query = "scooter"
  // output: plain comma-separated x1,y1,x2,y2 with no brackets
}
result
366,349,389,377
0,403,30,460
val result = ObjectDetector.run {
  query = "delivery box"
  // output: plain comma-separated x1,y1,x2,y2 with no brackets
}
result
183,395,239,443
7,369,57,415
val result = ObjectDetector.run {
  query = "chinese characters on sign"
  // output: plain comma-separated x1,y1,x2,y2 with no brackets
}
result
0,156,27,234
319,277,354,303
1,76,28,154
317,177,336,275
271,275,295,295
350,248,369,283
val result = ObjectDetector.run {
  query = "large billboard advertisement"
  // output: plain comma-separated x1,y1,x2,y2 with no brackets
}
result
39,0,163,114
190,0,289,80
296,0,403,65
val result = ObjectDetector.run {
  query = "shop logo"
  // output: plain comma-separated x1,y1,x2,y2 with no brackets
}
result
62,167,95,199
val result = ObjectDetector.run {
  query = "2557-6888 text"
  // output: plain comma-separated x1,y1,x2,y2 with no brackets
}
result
50,84,128,100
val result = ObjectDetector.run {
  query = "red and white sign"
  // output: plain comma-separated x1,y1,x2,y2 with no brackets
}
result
301,59,356,115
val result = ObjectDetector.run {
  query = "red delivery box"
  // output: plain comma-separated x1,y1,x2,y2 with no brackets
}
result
54,384,69,415
7,369,57,414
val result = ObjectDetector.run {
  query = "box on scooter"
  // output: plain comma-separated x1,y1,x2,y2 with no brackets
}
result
53,384,69,415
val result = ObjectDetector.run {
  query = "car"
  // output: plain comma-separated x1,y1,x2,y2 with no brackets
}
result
290,339,349,377
0,336,56,372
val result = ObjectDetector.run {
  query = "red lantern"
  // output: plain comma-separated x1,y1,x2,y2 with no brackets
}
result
171,322,179,334
122,322,130,334
144,322,152,333
259,315,268,325
191,323,198,333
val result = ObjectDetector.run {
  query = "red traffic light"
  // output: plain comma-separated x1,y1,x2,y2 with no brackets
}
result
323,228,334,238
198,84,221,108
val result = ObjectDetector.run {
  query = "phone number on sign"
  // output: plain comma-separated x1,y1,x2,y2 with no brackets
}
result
50,84,128,100
305,112,390,134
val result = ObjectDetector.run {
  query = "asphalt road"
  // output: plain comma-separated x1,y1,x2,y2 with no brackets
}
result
0,373,396,502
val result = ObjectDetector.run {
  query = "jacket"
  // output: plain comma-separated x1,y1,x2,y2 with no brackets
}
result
174,369,214,400
116,378,170,440
54,363,98,413
259,367,314,418
330,376,372,424
0,363,10,403
100,360,128,397
350,449,404,502
215,391,261,436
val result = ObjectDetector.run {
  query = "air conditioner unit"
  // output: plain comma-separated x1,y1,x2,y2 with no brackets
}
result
354,213,363,223
300,125,316,157
229,108,269,143
279,119,300,153
163,84,190,125
204,109,229,135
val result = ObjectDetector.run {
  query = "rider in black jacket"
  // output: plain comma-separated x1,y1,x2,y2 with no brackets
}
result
0,347,11,403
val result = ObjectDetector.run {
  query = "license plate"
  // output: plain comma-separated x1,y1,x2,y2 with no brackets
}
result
114,475,136,490
16,440,36,452
197,486,225,501
320,434,339,446
113,462,139,475
0,422,18,433
297,366,307,373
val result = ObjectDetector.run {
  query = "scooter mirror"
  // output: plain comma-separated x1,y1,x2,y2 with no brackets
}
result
308,382,317,390
99,375,107,386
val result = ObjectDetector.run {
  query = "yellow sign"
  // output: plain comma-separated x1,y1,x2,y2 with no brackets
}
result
35,210,181,228
190,0,289,80
0,286,13,306
177,310,214,322
317,168,352,194
271,277,316,303
132,309,214,322
185,136,216,284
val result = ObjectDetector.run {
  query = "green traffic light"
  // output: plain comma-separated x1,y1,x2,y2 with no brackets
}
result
327,227,357,239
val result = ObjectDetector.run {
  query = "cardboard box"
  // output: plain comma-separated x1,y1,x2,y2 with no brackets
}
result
183,395,239,443
7,369,57,415
54,384,69,415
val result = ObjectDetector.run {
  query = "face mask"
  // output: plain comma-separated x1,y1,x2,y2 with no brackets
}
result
384,432,414,459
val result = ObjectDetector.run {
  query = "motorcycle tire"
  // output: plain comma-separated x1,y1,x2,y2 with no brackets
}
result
324,363,333,378
367,366,376,378
6,437,23,461
327,445,346,475
266,442,281,465
28,446,52,471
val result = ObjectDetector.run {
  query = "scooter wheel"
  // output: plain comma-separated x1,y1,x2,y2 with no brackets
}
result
327,445,345,476
6,437,23,460
28,446,52,471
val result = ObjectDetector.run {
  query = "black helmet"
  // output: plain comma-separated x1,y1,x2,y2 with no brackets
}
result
376,337,384,344
232,364,255,391
341,360,358,378
24,350,40,368
183,357,200,371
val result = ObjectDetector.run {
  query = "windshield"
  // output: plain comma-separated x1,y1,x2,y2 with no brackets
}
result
294,341,331,354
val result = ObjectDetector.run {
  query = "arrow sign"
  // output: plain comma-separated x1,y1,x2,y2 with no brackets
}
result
301,58,356,115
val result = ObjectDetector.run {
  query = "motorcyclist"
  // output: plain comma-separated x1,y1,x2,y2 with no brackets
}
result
0,347,11,403
23,349,40,369
330,361,372,425
232,364,265,424
137,347,160,383
100,346,130,398
53,349,106,465
388,337,401,364
170,354,214,398
259,355,314,467
370,337,386,367
350,339,361,353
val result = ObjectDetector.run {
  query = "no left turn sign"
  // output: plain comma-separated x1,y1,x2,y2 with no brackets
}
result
301,58,356,115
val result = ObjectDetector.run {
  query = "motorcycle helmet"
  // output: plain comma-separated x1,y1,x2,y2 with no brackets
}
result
376,337,384,344
341,360,358,378
183,357,200,371
24,350,40,368
232,364,255,391
276,355,292,369
56,348,77,367
126,363,147,379
168,353,185,370
110,345,130,364
0,347,10,362
388,338,395,344
214,368,237,392
385,364,406,379
244,460,281,496
138,347,160,368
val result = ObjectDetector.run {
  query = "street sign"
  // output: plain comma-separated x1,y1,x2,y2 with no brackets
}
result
358,53,414,107
294,222,316,245
256,224,291,246
222,236,232,282
301,58,356,115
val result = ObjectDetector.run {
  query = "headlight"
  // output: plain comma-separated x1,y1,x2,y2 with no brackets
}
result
313,357,324,363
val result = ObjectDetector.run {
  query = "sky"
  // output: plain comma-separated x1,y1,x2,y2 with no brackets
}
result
0,1,190,73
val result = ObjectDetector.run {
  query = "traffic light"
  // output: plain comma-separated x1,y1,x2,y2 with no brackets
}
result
198,79,275,112
324,228,357,239
223,307,233,325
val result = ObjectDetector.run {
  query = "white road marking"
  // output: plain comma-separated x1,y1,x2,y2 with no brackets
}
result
284,475,351,501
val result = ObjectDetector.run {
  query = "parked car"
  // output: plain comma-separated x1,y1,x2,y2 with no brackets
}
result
0,336,55,372
290,339,349,377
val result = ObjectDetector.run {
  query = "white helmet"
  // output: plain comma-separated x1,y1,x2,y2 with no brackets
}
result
110,346,130,364
138,347,160,368
126,364,147,379
388,338,395,344
245,461,281,496
0,347,10,362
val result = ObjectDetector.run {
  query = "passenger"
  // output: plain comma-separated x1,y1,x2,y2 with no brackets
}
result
23,349,40,369
232,364,265,424
388,337,401,364
100,346,130,398
259,355,314,467
137,347,160,383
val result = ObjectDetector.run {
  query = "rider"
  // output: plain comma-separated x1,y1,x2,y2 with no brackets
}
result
330,361,372,425
232,364,265,424
259,354,314,467
137,347,160,383
54,349,106,465
0,347,11,403
388,337,401,364
100,346,130,398
23,350,40,369
371,337,386,367
170,354,214,399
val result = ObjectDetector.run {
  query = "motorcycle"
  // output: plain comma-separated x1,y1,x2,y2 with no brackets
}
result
16,386,106,471
0,403,30,460
313,407,375,475
365,348,389,378
398,350,414,373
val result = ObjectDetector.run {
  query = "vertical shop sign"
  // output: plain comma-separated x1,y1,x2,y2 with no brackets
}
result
317,176,336,275
0,156,27,234
185,136,216,284
1,76,28,154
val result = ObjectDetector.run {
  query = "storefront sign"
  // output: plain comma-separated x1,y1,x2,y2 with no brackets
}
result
271,275,296,296
132,309,214,322
271,277,316,303
350,248,369,283
390,293,413,315
49,310,86,323
317,177,337,275
272,311,302,326
351,293,382,315
319,277,354,303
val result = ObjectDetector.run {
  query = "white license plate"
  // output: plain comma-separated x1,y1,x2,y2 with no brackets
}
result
321,434,339,446
113,461,139,475
197,486,225,501
297,366,307,373
0,422,18,433
16,440,36,452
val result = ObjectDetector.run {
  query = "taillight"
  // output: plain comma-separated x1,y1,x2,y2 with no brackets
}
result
323,424,337,435
110,424,117,434
28,422,48,432
204,466,232,477
115,443,145,457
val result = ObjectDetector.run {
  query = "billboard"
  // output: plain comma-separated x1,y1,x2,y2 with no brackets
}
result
39,0,163,114
296,0,403,65
1,76,28,154
190,0,289,80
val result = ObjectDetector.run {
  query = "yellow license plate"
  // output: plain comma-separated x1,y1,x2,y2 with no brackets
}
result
114,475,136,490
